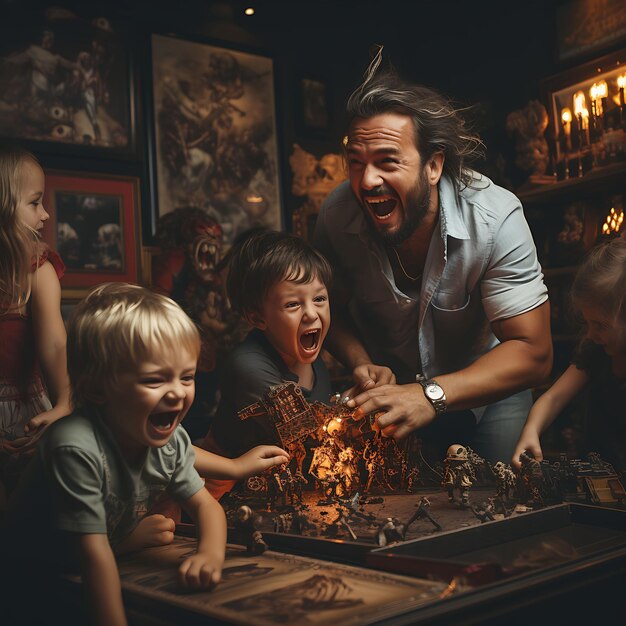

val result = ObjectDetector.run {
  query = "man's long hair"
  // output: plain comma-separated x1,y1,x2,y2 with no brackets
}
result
346,47,484,191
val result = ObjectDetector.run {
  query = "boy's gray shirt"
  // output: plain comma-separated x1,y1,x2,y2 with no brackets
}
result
5,411,204,558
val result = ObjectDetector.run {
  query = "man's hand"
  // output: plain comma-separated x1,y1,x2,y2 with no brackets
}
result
347,383,435,439
511,427,543,471
341,363,396,401
179,550,223,590
234,445,289,479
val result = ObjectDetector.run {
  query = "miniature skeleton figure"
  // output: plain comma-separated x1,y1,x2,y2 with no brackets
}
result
405,496,442,532
492,461,517,501
406,465,421,493
442,444,476,508
233,505,267,554
273,512,292,534
376,517,406,547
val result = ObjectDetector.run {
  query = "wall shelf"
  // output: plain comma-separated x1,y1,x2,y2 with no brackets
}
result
517,162,626,204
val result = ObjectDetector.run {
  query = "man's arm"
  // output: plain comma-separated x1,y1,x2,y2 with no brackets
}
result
350,302,552,439
77,534,127,626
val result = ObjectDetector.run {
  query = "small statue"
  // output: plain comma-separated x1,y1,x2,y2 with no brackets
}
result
405,496,442,532
376,517,407,547
441,444,476,508
291,469,308,505
492,461,517,501
233,505,267,554
405,465,421,493
505,100,550,178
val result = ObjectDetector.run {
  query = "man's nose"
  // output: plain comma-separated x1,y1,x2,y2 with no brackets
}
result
361,164,383,191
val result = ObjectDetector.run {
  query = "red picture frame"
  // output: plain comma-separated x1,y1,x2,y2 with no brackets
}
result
42,171,141,298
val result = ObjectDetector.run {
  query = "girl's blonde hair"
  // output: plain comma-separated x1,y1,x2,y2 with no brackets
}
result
571,236,626,331
0,145,41,311
67,283,201,408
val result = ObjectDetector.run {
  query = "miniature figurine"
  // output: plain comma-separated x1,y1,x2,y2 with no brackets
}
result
405,465,421,493
518,451,545,508
376,517,406,547
492,461,517,501
405,496,442,532
470,500,496,523
233,505,268,554
326,505,358,541
442,445,476,508
291,469,309,505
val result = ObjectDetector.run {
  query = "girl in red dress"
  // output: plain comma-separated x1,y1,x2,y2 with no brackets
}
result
0,146,71,503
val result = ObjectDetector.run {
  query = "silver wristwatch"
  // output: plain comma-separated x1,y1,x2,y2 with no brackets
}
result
416,374,447,416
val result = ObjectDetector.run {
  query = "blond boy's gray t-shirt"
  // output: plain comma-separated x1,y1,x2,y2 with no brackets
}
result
5,411,204,559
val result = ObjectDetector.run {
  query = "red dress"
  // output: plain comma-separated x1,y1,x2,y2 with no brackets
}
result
0,247,65,438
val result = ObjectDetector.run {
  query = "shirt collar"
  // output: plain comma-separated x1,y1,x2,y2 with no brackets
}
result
438,174,470,241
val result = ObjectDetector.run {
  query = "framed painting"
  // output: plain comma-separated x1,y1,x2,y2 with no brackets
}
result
297,76,332,134
42,171,141,298
556,0,626,63
149,33,282,245
0,8,134,155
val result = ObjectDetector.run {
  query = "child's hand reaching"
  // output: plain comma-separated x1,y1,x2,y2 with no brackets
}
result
234,445,289,479
512,426,543,471
178,550,223,591
24,407,67,434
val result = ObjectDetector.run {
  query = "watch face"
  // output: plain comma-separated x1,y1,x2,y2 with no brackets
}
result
426,383,444,400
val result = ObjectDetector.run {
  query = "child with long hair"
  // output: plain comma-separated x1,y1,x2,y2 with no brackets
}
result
512,236,626,471
0,145,71,497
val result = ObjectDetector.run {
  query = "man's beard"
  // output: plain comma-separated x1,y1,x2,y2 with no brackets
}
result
362,171,431,246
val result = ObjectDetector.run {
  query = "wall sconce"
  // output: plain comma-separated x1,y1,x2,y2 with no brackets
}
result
602,206,624,236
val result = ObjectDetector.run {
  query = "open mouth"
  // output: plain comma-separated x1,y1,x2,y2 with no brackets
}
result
365,196,397,219
148,411,179,433
299,328,321,352
193,237,218,275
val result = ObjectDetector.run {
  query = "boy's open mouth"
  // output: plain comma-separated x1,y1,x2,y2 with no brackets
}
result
148,411,178,432
365,196,397,220
299,328,321,352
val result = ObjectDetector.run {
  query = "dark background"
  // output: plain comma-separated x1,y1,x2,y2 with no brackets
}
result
3,0,616,237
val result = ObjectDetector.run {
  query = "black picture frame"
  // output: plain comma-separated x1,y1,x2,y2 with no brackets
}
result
295,74,333,138
556,0,626,64
147,32,283,246
0,8,136,158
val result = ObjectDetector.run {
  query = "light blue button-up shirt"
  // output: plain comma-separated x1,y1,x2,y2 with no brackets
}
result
314,173,548,420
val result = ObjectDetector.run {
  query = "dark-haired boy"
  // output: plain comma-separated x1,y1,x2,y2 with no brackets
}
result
202,230,334,498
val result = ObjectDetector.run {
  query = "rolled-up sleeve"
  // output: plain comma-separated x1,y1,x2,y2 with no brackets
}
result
481,205,548,321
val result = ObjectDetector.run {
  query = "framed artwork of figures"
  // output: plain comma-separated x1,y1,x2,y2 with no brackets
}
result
42,171,141,298
149,33,282,244
0,9,134,155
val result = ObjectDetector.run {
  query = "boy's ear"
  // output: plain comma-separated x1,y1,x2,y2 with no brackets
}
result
245,309,267,330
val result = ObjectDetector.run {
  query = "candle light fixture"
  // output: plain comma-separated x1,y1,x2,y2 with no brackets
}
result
601,206,624,236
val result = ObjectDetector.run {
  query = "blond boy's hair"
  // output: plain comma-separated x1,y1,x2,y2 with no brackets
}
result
67,283,200,408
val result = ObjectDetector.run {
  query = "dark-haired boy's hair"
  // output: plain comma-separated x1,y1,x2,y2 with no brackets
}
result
226,229,332,314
